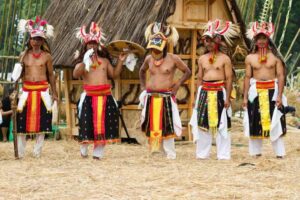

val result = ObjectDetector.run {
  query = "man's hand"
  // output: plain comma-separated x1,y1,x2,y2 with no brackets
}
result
118,53,128,62
242,99,248,110
224,98,231,109
171,82,180,95
52,94,58,102
276,96,282,108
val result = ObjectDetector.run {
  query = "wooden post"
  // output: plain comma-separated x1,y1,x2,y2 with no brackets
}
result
188,30,197,141
11,82,19,159
63,69,72,136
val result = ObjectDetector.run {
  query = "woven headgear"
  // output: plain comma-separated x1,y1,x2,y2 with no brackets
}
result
145,22,179,51
76,22,106,45
17,16,54,39
246,21,274,40
203,19,240,46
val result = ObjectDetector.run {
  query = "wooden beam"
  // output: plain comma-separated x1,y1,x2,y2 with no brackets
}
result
63,69,72,136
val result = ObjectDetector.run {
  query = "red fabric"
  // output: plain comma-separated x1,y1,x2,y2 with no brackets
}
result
26,91,41,132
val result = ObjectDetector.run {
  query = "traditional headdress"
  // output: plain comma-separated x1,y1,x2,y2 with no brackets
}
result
145,22,179,51
203,19,240,47
246,21,274,40
75,22,106,45
247,21,276,63
17,16,54,39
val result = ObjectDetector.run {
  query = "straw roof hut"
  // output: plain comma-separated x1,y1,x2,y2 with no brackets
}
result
43,0,249,139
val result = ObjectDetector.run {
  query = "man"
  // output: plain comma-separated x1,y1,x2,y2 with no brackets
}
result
189,19,239,160
139,22,191,159
243,21,287,158
15,16,57,158
73,22,126,159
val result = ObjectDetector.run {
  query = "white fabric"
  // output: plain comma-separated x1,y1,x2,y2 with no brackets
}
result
17,134,45,158
248,139,263,156
170,97,182,137
272,137,286,157
244,79,287,141
78,92,87,118
189,86,231,142
249,138,285,156
243,110,250,137
0,112,2,124
17,88,52,111
140,91,182,137
125,53,137,71
195,130,231,160
83,49,94,72
11,63,23,82
80,144,105,158
41,90,52,111
270,107,284,141
17,135,27,158
33,134,45,157
51,101,58,124
163,138,176,159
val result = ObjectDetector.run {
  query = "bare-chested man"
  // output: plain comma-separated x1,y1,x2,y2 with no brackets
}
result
139,22,191,159
243,22,287,158
73,22,126,159
189,19,239,160
15,16,57,158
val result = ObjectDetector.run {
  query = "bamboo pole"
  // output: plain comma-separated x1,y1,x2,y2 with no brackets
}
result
0,0,9,46
6,0,18,80
2,0,14,80
284,28,300,60
278,0,293,51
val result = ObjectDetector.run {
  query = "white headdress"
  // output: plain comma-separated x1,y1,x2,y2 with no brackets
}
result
246,21,274,40
17,16,54,39
75,22,106,45
203,19,240,46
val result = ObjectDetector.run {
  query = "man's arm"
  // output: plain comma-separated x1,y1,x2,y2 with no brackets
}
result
224,56,233,108
275,58,285,107
139,55,150,91
107,53,126,79
243,55,252,108
197,56,204,88
73,63,86,79
172,54,191,95
46,54,58,101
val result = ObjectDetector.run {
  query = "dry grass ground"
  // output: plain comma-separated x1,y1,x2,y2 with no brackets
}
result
0,124,299,200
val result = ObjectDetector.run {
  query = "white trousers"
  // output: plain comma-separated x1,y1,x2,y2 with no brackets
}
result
17,134,45,158
80,144,105,158
162,138,176,159
249,138,285,157
196,130,231,160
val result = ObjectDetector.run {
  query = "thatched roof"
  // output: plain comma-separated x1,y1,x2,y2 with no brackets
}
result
43,0,176,67
44,0,248,68
224,0,250,48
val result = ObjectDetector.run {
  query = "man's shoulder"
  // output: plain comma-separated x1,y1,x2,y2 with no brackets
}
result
220,53,231,61
167,53,179,59
245,53,256,62
145,54,152,61
43,51,52,59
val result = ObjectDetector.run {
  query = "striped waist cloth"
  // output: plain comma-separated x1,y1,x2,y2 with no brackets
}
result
202,81,225,91
146,88,172,97
84,84,112,96
256,80,275,89
23,81,48,92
